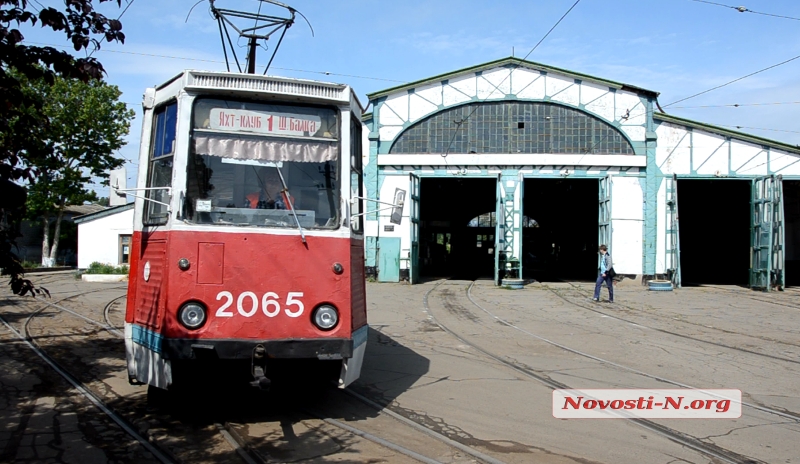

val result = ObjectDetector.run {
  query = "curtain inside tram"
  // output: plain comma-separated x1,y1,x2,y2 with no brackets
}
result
193,133,338,163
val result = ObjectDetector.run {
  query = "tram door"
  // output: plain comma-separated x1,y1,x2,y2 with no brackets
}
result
409,173,421,284
666,174,682,287
751,175,785,291
598,175,612,270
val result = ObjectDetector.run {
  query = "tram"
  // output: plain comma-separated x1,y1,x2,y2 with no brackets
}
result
121,70,367,392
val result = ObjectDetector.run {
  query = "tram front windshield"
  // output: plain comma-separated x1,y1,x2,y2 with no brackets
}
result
186,98,340,229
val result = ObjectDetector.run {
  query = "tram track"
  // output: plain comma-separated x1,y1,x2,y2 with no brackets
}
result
101,292,495,464
7,277,495,464
422,279,780,464
4,285,240,464
698,284,800,312
469,282,800,422
541,282,800,361
0,289,175,464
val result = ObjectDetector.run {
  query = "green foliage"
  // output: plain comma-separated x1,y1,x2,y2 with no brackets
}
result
1,0,126,296
85,262,129,275
20,260,40,270
22,74,134,220
17,72,134,267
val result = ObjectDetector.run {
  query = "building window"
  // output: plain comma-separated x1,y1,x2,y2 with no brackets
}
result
119,234,132,265
390,101,634,155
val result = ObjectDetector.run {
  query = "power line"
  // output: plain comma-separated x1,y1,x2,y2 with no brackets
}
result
89,0,136,57
714,124,800,134
688,0,800,21
663,53,800,107
672,101,800,109
25,41,406,83
442,0,582,158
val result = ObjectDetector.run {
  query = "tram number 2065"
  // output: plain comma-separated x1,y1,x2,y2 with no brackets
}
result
215,291,305,318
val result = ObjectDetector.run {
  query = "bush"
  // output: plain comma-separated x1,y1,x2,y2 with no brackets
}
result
20,260,40,270
85,262,129,275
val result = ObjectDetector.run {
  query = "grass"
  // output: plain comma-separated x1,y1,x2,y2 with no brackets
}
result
85,262,129,275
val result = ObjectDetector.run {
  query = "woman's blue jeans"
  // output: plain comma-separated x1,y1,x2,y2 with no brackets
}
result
593,274,614,301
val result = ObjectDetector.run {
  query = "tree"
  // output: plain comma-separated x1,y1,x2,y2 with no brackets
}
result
21,74,134,267
1,0,125,294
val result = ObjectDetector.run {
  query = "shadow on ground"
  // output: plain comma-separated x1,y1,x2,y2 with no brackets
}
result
7,316,430,462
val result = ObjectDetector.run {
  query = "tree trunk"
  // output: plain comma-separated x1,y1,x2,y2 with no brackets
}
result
41,215,51,267
48,208,65,267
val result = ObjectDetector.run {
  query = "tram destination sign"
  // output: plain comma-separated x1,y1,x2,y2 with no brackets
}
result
210,108,323,138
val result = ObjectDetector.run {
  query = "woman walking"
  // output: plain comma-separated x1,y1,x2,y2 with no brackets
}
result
593,245,614,303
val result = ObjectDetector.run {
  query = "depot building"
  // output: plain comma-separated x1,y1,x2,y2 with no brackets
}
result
361,57,800,289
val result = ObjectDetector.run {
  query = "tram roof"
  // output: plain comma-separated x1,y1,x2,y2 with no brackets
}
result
154,70,363,109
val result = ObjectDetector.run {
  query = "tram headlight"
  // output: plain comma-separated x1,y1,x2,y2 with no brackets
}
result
312,305,339,331
178,302,207,330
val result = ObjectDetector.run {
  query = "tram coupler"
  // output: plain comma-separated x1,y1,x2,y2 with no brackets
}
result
250,344,271,391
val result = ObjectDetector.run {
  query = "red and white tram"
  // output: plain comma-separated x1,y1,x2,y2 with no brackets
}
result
123,70,367,392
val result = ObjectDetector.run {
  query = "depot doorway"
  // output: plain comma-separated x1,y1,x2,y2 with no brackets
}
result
676,179,750,286
783,180,800,287
419,178,497,279
522,178,599,282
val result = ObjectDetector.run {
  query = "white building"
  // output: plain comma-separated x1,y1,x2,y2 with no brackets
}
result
74,204,134,269
362,57,800,290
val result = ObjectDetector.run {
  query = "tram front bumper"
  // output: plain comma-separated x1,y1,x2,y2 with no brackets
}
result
161,338,354,361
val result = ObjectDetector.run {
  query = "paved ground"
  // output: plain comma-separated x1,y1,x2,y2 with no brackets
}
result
357,279,800,463
1,272,799,463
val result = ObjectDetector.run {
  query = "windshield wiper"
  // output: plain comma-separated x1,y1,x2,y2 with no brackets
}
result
275,168,307,245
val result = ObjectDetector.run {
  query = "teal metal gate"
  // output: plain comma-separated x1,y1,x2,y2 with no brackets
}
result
494,174,502,285
598,175,612,269
666,174,681,287
751,175,784,291
409,173,421,284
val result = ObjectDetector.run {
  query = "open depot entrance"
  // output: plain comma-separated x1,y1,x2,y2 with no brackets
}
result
419,177,497,279
522,178,599,282
677,179,750,286
784,180,800,287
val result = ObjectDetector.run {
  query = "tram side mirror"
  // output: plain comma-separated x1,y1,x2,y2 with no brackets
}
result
390,189,406,225
109,168,127,206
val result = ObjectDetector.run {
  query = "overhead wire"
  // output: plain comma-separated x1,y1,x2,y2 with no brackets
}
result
441,0,582,159
89,0,136,57
714,124,800,134
663,53,800,108
671,101,800,109
24,41,406,83
688,0,800,21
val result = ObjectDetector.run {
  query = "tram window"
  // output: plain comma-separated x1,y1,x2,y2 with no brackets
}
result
185,98,341,229
350,115,363,233
144,102,177,225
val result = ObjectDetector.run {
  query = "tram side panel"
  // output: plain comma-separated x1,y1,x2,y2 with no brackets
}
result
124,230,174,388
341,237,368,387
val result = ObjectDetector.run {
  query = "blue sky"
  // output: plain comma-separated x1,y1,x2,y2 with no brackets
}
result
21,0,800,196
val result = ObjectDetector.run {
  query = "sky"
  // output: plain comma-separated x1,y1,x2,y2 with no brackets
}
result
20,0,800,197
